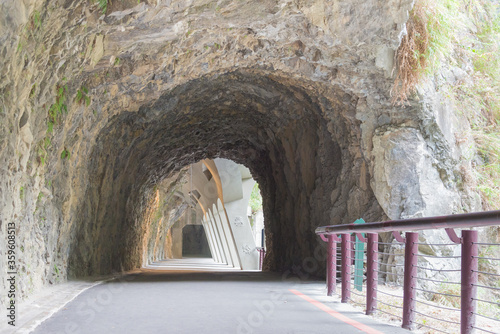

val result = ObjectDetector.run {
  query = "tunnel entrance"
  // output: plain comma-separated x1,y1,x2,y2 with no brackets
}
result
68,69,385,278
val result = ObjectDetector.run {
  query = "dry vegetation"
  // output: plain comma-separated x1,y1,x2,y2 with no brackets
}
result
391,1,430,105
392,0,500,209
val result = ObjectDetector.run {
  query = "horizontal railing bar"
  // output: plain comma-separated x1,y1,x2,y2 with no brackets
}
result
378,270,404,277
414,243,460,246
412,265,461,272
415,254,461,259
472,284,500,291
352,274,366,279
347,289,366,297
413,276,461,285
377,290,404,298
414,287,460,298
416,322,452,334
376,308,403,319
375,261,405,266
472,256,500,261
473,297,500,306
382,282,404,288
374,299,403,309
473,242,500,246
415,298,460,311
315,210,500,235
378,251,402,256
352,272,366,278
473,312,500,322
412,310,461,325
471,326,498,334
347,298,366,307
473,270,500,277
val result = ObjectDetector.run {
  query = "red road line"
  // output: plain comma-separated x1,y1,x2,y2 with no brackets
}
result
289,289,384,334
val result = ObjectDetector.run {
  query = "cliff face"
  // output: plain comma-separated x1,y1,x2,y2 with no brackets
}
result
0,0,480,304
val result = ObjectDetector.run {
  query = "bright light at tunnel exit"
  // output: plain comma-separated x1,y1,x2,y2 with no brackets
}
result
144,158,266,271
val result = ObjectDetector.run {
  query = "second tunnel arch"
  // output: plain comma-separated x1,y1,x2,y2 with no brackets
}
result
68,69,387,278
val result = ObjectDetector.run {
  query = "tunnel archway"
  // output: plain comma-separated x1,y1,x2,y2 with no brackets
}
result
68,69,385,277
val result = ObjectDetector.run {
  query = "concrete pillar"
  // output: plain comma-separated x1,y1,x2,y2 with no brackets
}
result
216,200,242,268
202,217,220,263
208,210,227,264
211,209,234,267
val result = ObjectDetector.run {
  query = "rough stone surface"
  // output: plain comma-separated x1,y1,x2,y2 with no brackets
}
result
371,127,460,220
0,0,481,307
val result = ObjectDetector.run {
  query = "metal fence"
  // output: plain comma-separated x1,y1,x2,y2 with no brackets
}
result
316,210,500,334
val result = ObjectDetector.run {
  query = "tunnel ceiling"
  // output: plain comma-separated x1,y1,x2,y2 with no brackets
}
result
0,0,474,302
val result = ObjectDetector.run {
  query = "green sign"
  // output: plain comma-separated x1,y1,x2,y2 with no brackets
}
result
353,218,365,291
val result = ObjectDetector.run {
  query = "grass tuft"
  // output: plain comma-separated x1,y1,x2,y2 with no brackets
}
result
392,0,460,104
393,0,500,209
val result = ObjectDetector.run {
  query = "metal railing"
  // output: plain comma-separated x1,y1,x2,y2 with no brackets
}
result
256,247,266,271
316,210,500,334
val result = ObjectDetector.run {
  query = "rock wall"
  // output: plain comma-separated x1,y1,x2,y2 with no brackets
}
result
0,0,479,306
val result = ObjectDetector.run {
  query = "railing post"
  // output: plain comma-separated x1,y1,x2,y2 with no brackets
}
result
461,230,478,334
402,232,418,330
366,232,378,315
341,233,351,303
327,235,336,296
257,248,266,271
351,234,356,265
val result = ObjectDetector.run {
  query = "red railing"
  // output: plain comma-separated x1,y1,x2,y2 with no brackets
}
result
316,210,500,334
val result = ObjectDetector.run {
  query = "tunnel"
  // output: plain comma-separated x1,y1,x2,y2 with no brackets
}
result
2,0,474,309
67,69,386,278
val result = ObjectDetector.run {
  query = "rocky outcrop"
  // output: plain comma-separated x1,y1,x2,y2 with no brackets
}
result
0,0,479,306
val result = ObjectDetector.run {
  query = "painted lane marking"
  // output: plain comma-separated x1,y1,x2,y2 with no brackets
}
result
289,289,384,334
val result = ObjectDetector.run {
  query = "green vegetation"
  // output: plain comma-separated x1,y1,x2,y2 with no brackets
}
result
20,186,24,200
75,86,91,106
392,0,461,103
94,0,108,14
32,10,41,30
47,83,68,134
36,81,69,167
249,183,263,213
60,148,71,160
35,192,44,213
29,83,37,99
466,2,500,209
36,141,48,166
393,0,500,209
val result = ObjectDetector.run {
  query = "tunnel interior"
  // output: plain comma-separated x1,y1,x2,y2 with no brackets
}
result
68,69,385,277
182,225,211,258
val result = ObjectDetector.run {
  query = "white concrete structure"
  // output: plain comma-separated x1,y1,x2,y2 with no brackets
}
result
174,158,260,270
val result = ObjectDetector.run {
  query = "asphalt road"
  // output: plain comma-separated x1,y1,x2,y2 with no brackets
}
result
31,259,409,334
